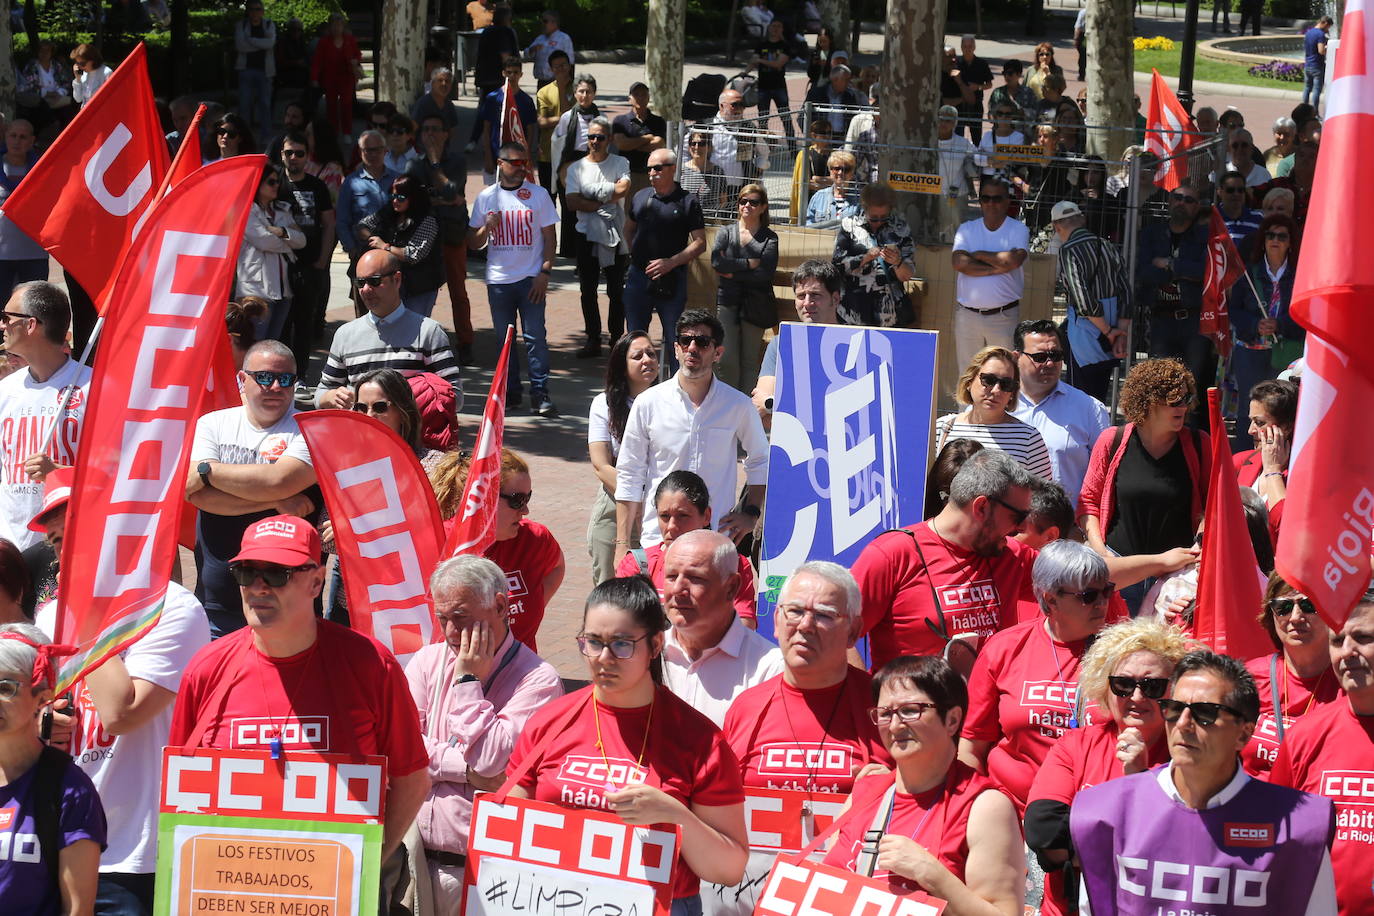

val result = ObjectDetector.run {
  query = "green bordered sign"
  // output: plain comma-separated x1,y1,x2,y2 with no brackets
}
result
993,143,1048,164
887,171,944,195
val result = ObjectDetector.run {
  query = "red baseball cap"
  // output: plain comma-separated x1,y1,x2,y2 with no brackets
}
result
28,466,75,532
231,515,322,567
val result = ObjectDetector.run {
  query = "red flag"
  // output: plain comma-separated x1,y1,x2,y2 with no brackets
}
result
297,411,444,665
1144,69,1200,192
1200,207,1245,358
1194,388,1271,659
501,81,538,185
162,103,207,197
1,43,170,310
52,155,265,693
1275,0,1374,631
443,327,515,558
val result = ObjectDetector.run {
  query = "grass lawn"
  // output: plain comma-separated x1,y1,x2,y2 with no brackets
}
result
1134,47,1304,91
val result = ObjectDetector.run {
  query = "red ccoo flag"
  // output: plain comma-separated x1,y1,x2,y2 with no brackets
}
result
1275,0,1374,631
1,43,169,310
443,326,515,558
1194,388,1270,659
1144,69,1200,192
500,79,537,184
1200,207,1245,358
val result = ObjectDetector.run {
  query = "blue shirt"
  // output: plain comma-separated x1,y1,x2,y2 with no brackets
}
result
804,187,860,227
1013,381,1111,502
1304,27,1327,69
477,88,538,164
336,165,398,255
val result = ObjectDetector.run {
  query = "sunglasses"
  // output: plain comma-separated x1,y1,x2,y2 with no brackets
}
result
499,157,528,166
1266,231,1290,241
586,134,609,142
1108,676,1169,700
978,372,1016,392
576,634,651,659
1165,395,1196,409
282,149,307,158
868,702,939,725
830,166,854,174
728,101,745,109
1170,193,1199,203
500,490,532,510
357,273,395,288
688,141,711,148
392,193,409,202
248,370,297,389
1269,596,1317,615
979,194,1008,202
228,563,319,588
739,197,764,207
677,333,716,350
352,400,391,416
1057,583,1117,605
1222,185,1247,193
647,163,672,171
0,310,35,324
1023,349,1064,364
362,146,386,154
217,129,239,138
1158,698,1244,727
989,495,1030,526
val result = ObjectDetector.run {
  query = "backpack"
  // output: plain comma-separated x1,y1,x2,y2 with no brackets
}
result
682,73,729,122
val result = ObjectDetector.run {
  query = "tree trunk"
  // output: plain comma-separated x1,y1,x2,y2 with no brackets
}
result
647,0,685,121
817,0,852,52
378,0,426,115
1086,0,1134,161
0,0,14,121
878,0,946,239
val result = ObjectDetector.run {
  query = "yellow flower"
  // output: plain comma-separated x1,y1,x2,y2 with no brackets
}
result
1133,35,1177,51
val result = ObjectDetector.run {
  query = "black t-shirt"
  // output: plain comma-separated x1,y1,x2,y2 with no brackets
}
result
959,55,994,100
756,40,791,92
941,72,963,102
282,172,334,264
628,185,705,271
612,111,669,174
1105,430,1196,557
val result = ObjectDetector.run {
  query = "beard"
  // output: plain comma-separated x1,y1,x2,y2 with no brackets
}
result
972,512,1008,557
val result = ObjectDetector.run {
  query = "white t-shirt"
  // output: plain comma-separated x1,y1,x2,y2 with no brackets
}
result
565,154,630,236
38,582,211,873
952,215,1030,310
0,359,91,551
468,180,559,284
189,405,313,468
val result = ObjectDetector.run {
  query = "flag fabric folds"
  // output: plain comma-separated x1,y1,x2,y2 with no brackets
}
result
1200,207,1245,359
1144,69,1200,192
443,327,515,558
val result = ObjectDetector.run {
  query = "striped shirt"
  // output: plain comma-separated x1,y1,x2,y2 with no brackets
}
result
934,414,1055,481
1057,226,1131,320
315,305,462,408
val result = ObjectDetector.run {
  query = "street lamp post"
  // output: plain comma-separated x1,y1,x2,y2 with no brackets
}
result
1176,0,1202,112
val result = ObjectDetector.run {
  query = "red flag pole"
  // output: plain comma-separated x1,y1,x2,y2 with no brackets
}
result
443,326,515,558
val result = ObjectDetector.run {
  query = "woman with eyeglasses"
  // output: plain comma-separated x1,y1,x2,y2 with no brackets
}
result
958,542,1114,815
235,162,305,342
431,447,565,652
0,623,107,915
356,173,443,317
1239,573,1337,778
1024,617,1190,916
935,347,1052,481
1078,358,1211,614
832,182,916,328
803,150,861,227
208,113,257,163
819,655,1023,913
712,183,779,393
507,576,749,914
1026,42,1062,100
588,331,660,584
679,129,730,219
1229,214,1303,433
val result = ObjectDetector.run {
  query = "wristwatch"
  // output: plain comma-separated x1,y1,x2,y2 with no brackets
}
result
197,460,212,488
456,674,480,685
740,504,761,518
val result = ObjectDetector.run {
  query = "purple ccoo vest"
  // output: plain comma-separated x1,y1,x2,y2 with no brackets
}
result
1070,767,1333,915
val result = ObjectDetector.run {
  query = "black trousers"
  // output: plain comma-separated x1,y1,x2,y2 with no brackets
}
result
576,234,628,342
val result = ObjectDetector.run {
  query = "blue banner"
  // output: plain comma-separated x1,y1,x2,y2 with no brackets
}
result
758,323,938,641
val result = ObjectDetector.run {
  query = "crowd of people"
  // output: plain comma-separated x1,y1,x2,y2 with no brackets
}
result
0,3,1364,916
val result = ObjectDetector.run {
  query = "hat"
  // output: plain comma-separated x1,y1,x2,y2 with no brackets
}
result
830,49,850,62
628,81,649,95
938,105,959,119
28,466,74,532
1051,200,1083,221
232,515,322,567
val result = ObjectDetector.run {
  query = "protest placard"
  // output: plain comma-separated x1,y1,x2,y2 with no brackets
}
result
155,748,385,916
461,794,679,916
755,858,948,916
757,323,938,636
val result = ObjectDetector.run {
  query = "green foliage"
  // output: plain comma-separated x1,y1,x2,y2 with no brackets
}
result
263,0,343,32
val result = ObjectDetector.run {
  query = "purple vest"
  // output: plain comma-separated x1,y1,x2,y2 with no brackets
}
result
1070,767,1333,915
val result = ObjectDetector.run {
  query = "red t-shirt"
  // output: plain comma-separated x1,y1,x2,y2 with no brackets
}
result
168,621,428,777
484,519,563,652
1270,699,1374,916
963,618,1088,812
721,668,891,794
615,542,758,621
508,685,745,900
851,523,1039,672
1242,653,1342,778
820,762,1003,896
1232,449,1286,538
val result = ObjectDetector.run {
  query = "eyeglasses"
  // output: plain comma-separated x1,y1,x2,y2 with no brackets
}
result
352,400,392,416
677,333,716,350
362,145,386,153
989,495,1031,526
1108,676,1169,700
500,491,532,511
778,604,846,627
977,372,1016,393
248,370,297,389
498,157,528,166
1057,583,1116,605
577,633,652,659
586,134,609,143
1022,349,1064,364
0,311,35,325
1269,596,1318,615
739,197,764,207
647,163,672,171
228,563,320,588
1158,698,1245,727
1266,231,1290,241
1170,192,1199,203
979,194,1008,202
217,128,239,139
0,679,22,701
357,273,395,288
868,702,939,725
282,149,307,158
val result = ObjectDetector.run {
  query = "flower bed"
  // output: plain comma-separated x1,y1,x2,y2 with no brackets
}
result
1248,60,1303,81
1134,35,1177,51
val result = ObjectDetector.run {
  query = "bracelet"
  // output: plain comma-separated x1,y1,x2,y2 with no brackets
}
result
1262,471,1284,479
615,539,629,545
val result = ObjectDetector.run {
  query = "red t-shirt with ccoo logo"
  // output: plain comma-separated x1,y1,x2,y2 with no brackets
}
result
1241,652,1341,779
484,518,563,652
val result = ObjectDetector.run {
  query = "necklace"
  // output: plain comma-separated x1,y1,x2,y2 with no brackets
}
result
778,678,849,794
1279,654,1329,722
253,640,320,760
1043,621,1080,729
592,689,656,791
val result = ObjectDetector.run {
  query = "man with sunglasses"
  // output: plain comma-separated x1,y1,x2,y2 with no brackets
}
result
187,340,321,636
1048,201,1132,403
476,56,537,186
1216,172,1262,242
279,131,336,379
705,89,770,193
951,174,1029,375
170,515,431,909
1074,650,1337,915
1137,180,1212,411
1012,319,1110,499
1215,128,1271,188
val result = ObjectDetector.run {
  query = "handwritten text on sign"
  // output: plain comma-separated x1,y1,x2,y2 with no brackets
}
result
160,747,387,823
757,859,947,916
462,795,680,916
